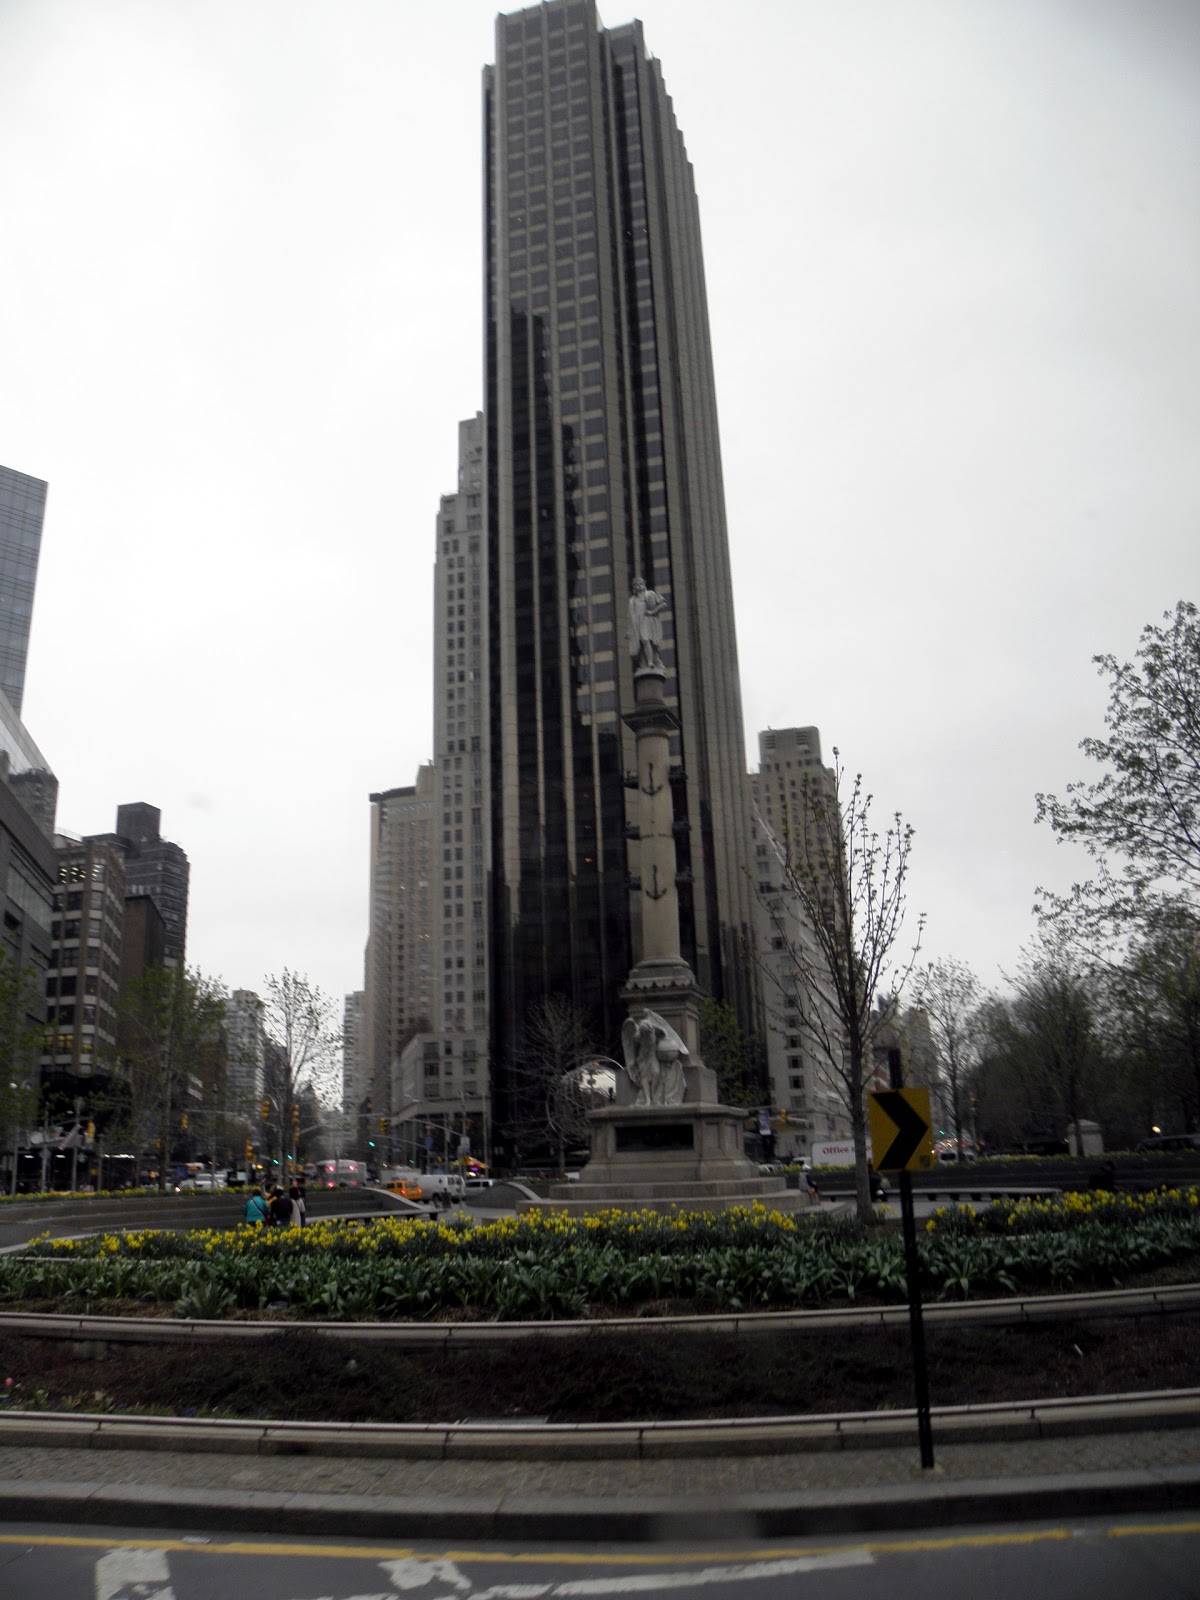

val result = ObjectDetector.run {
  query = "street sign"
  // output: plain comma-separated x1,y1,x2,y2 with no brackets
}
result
868,1086,935,1172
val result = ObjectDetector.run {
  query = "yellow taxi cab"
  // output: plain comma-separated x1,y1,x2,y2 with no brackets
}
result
385,1176,426,1201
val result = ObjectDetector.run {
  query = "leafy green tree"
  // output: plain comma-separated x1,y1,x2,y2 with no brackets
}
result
0,948,43,1193
978,933,1108,1150
757,750,924,1221
1036,600,1200,931
699,997,767,1110
1109,904,1200,1136
108,966,227,1186
0,948,42,1082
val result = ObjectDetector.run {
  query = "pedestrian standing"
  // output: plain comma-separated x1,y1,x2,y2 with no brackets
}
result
243,1189,268,1227
295,1175,307,1227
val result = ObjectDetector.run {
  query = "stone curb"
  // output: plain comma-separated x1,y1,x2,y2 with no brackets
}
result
3,1465,1200,1541
3,1280,1197,1348
2,1387,1198,1460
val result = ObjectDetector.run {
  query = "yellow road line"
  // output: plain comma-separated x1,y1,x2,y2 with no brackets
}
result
0,1522,1197,1563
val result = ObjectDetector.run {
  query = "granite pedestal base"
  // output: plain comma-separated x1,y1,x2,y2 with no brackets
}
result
518,1101,811,1216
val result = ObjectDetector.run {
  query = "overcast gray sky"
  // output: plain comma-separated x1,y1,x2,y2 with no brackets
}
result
1,0,1196,1027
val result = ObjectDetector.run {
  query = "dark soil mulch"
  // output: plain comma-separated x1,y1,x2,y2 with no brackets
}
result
2,1311,1198,1424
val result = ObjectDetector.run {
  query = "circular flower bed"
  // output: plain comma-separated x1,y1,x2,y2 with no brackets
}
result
2,1190,1199,1321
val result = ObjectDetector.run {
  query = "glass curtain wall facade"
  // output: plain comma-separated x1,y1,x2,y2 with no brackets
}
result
0,466,47,718
484,0,756,1120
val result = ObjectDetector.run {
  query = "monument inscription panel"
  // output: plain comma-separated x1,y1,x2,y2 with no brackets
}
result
615,1122,695,1153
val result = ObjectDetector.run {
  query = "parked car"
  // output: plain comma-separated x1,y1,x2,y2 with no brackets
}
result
464,1176,495,1191
1136,1134,1200,1153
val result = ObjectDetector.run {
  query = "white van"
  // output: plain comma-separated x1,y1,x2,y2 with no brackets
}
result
418,1171,466,1206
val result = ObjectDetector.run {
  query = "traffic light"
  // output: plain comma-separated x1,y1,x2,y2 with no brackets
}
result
779,1108,789,1127
261,1099,271,1119
292,1104,300,1125
180,1113,188,1131
86,1121,95,1139
244,1140,253,1162
379,1116,388,1135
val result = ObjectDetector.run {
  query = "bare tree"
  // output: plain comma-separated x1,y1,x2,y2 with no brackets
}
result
757,750,924,1220
507,995,598,1171
261,971,343,1163
912,957,982,1157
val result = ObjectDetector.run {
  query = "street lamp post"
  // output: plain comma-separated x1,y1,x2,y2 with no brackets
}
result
8,1081,24,1196
69,1096,84,1192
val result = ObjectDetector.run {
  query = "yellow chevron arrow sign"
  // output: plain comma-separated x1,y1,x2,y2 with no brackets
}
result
868,1086,936,1172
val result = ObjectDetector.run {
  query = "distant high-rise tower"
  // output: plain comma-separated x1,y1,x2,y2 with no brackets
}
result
484,0,756,1107
224,989,266,1108
0,465,47,719
43,834,127,1093
364,771,434,1122
111,803,190,966
341,990,367,1131
431,417,489,1044
750,727,849,1155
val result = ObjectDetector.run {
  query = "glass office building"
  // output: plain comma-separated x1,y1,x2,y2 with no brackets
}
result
0,465,47,718
484,0,756,1104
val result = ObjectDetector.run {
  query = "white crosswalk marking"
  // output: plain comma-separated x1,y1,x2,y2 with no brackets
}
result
468,1588,554,1599
551,1554,874,1593
94,1544,177,1600
86,1543,872,1600
380,1559,475,1592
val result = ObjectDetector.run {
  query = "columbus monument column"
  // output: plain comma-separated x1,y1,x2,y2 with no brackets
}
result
617,579,715,1101
519,583,804,1211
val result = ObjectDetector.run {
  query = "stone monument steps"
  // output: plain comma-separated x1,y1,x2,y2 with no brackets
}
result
558,1177,786,1203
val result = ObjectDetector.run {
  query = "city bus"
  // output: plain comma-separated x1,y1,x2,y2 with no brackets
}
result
313,1158,367,1189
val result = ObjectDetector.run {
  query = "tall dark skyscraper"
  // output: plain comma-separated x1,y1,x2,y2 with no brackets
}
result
484,0,756,1101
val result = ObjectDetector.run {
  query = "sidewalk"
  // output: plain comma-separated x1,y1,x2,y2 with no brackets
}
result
2,1400,1199,1540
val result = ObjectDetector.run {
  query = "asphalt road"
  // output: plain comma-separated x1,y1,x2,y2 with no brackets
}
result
4,1517,1200,1600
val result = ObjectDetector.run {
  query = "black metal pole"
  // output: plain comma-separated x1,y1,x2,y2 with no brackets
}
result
887,1047,934,1469
898,1167,935,1468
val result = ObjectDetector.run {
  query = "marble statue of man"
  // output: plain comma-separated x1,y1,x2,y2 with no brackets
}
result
628,577,667,670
